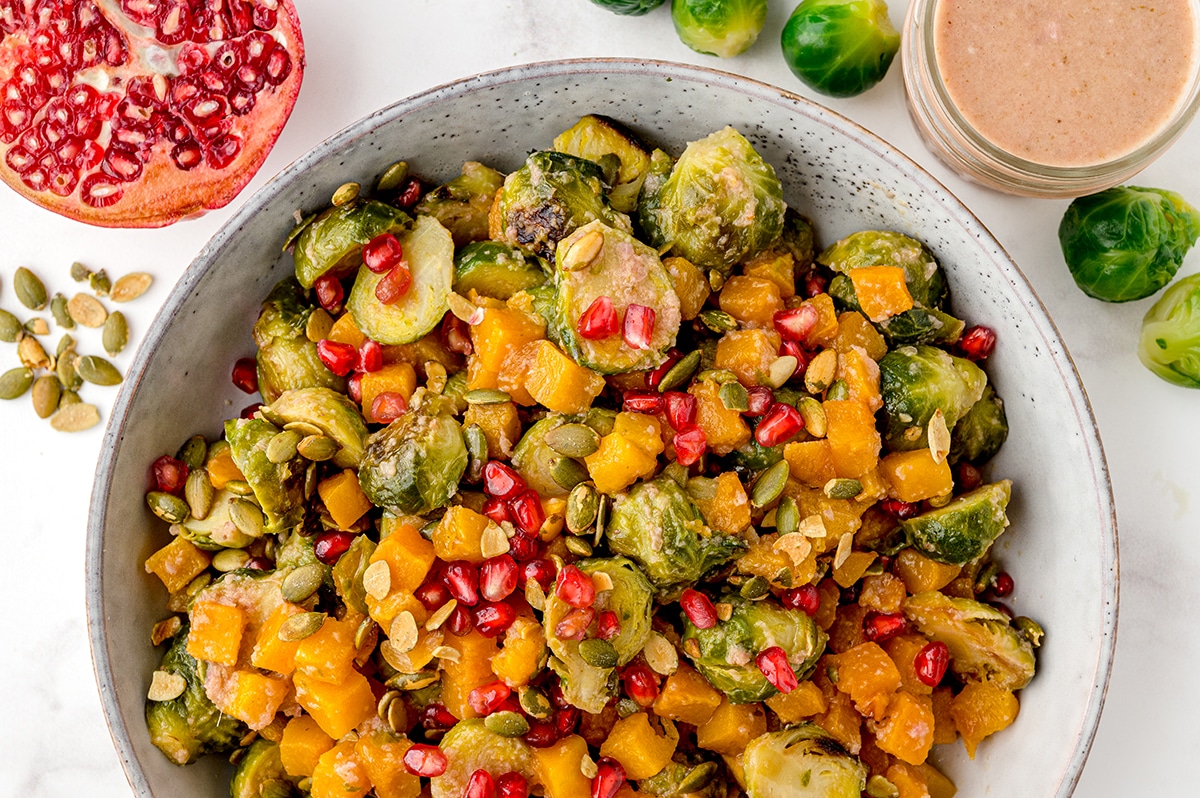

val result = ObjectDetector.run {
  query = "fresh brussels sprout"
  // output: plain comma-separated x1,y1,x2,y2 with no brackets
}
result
606,475,746,594
453,241,548,301
511,414,586,498
681,594,825,703
878,344,987,451
252,278,346,403
224,417,305,535
671,0,768,58
554,114,654,213
639,126,786,275
264,386,370,469
903,590,1037,690
146,624,246,765
901,481,1011,565
552,221,683,373
291,199,411,288
231,739,297,798
492,150,632,261
742,724,868,798
1139,271,1200,387
430,719,540,798
358,398,468,514
414,161,505,247
347,215,455,345
588,0,666,14
950,383,1009,465
1059,185,1200,302
176,488,257,550
780,0,900,98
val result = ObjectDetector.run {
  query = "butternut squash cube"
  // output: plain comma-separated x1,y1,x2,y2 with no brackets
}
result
714,329,783,388
917,761,958,798
801,293,839,346
743,249,796,298
949,681,1019,758
848,265,914,322
186,600,245,666
374,518,437,594
467,356,501,391
696,697,767,756
837,346,883,411
833,311,888,360
814,687,862,755
366,589,427,631
491,616,547,687
525,340,605,414
585,422,661,496
433,505,492,563
931,686,958,745
599,712,678,780
692,471,751,535
205,445,245,489
874,690,935,765
328,312,367,348
251,603,305,676
294,616,358,685
311,741,372,798
824,399,881,479
317,469,372,530
784,439,837,487
441,629,499,720
226,670,290,730
534,735,593,798
144,536,212,594
463,401,522,460
832,550,878,589
719,275,784,327
355,730,421,798
653,664,724,726
280,715,335,778
471,306,546,373
894,549,961,594
611,411,665,456
880,449,953,503
360,362,417,423
831,642,901,721
887,762,933,798
496,340,540,406
294,670,376,740
765,679,828,723
689,379,751,455
664,256,711,319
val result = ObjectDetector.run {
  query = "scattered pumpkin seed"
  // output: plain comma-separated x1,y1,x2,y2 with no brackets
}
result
446,291,483,325
303,461,318,500
18,335,51,370
824,477,863,500
579,754,599,780
56,359,81,391
805,349,838,394
740,575,772,600
49,400,98,431
229,498,265,538
642,631,679,676
67,293,108,328
110,272,153,303
683,637,701,659
432,644,461,664
363,560,393,601
385,695,408,734
376,161,409,192
463,423,488,482
565,483,599,535
297,434,338,461
0,309,21,342
564,535,593,557
23,317,49,335
524,579,547,612
865,775,900,798
464,388,511,405
102,311,129,356
147,670,187,702
656,349,702,393
833,531,854,569
212,548,250,572
387,669,440,691
545,423,601,458
55,333,75,359
331,181,360,206
89,269,111,297
518,686,553,719
278,612,327,642
680,762,720,793
775,496,800,536
282,563,325,603
224,479,254,497
718,380,749,412
146,491,190,524
715,602,734,622
150,616,183,646
14,267,47,310
30,374,61,418
266,429,303,464
825,379,850,401
706,269,726,292
697,308,738,333
593,493,609,547
304,307,333,342
425,598,458,632
750,460,790,508
425,360,449,394
484,711,530,738
1013,616,1045,648
389,611,419,653
282,212,317,252
616,698,640,719
0,367,33,400
184,469,215,521
77,354,122,385
926,491,952,508
797,396,827,438
283,420,323,438
70,261,92,282
550,456,589,491
354,618,379,652
48,294,74,329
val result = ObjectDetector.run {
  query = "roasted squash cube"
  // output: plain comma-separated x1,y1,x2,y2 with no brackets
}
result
294,616,358,685
294,670,376,740
653,664,724,726
784,439,837,487
433,505,492,563
311,740,372,798
950,681,1019,758
695,697,767,756
144,536,212,594
525,340,605,414
880,449,953,503
280,715,335,778
714,329,783,387
226,670,290,730
186,600,245,666
374,517,437,594
848,265,914,322
824,399,881,479
534,735,593,798
690,379,751,455
801,293,839,346
471,306,546,373
463,401,522,460
874,690,935,765
355,730,421,798
765,680,828,723
361,362,417,423
317,469,372,530
719,275,784,327
251,603,305,676
599,712,678,780
831,641,901,721
441,629,500,720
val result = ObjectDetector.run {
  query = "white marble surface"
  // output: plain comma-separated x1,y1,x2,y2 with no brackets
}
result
0,1,1195,795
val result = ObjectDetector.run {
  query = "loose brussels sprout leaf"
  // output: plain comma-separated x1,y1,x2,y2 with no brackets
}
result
878,345,987,451
414,161,505,247
177,488,257,550
492,150,632,261
553,114,654,213
1059,185,1200,302
904,590,1037,690
1139,271,1200,387
681,595,825,703
780,0,900,98
725,436,784,475
636,147,676,250
511,414,584,499
641,126,785,274
253,278,346,403
430,719,540,798
358,408,468,514
873,306,965,346
671,0,768,58
743,724,867,798
819,230,948,309
292,199,411,288
264,386,370,469
224,417,305,535
331,534,376,616
589,0,666,15
347,215,455,345
901,480,1011,565
146,623,246,765
231,739,297,798
950,384,1009,465
607,476,746,594
453,241,548,301
553,220,683,373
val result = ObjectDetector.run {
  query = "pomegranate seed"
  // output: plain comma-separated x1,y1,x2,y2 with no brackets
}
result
991,571,1015,597
755,402,804,447
375,264,412,305
469,681,512,715
347,372,363,403
863,611,909,643
646,348,682,390
473,601,518,637
371,391,408,424
403,744,447,777
596,610,621,641
362,232,404,274
956,461,983,491
592,757,627,798
446,603,475,636
483,461,526,500
240,403,262,419
524,719,560,748
915,640,951,686
555,607,596,641
313,531,355,565
358,339,383,372
482,496,513,524
317,339,358,377
246,556,272,570
523,559,557,592
421,703,457,732
480,555,520,602
622,663,659,706
443,313,474,355
773,305,820,341
151,455,188,495
756,646,799,693
231,357,258,394
466,769,496,798
744,386,774,417
781,584,821,616
804,269,830,298
508,532,539,562
622,390,663,414
663,391,697,430
509,490,545,535
444,560,481,606
578,295,620,340
958,325,997,360
556,565,596,609
497,771,529,798
416,580,451,611
553,706,580,736
673,425,707,466
680,588,718,629
623,304,655,350
314,274,344,314
881,498,922,520
396,175,423,209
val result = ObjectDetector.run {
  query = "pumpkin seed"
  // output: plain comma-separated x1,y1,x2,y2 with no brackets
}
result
14,267,47,310
184,469,214,520
56,355,81,390
67,293,108,328
150,616,183,646
389,611,419,653
89,268,111,296
463,423,488,483
70,261,92,282
425,598,458,632
545,423,601,458
110,272,153,303
48,294,74,330
279,612,327,642
30,374,61,418
146,491,190,524
376,161,409,192
680,762,720,793
656,349,702,393
1013,616,1045,648
866,775,900,798
425,360,448,394
281,563,325,603
363,560,392,601
77,354,122,385
797,396,827,438
283,420,323,437
56,333,75,358
49,401,99,431
305,308,334,342
616,698,640,719
767,355,799,388
824,477,863,500
775,496,800,536
480,522,510,559
225,479,254,497
578,638,618,668
580,754,599,780
707,269,726,292
698,308,738,333
282,212,317,252
464,388,511,405
718,381,749,412
354,618,379,652
642,631,679,676
484,711,530,738
825,379,850,401
446,292,483,325
550,456,589,491
147,670,187,702
564,535,593,557
565,483,599,534
386,669,440,691
266,429,303,464
303,461,318,500
0,309,21,342
23,317,49,335
750,460,790,508
0,367,33,400
18,335,51,370
739,575,771,601
57,389,81,408
176,435,208,470
212,549,250,572
524,579,547,612
331,181,360,206
297,434,338,461
102,311,129,356
805,349,838,393
385,695,408,734
593,493,609,547
229,498,265,538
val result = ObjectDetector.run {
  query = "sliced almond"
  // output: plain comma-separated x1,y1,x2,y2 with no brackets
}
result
927,408,951,464
643,631,679,676
480,521,511,559
773,533,812,569
363,560,392,601
833,532,855,569
388,610,419,653
147,670,187,702
591,571,614,593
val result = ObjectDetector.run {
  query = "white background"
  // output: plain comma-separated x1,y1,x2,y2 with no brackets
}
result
0,1,1196,795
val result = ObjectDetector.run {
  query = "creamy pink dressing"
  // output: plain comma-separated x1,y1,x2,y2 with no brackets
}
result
934,0,1199,167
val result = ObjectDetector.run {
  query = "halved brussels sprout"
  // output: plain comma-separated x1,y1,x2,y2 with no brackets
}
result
904,590,1037,690
950,384,1009,465
742,725,868,798
454,241,548,301
681,594,825,703
431,719,540,798
1138,271,1200,387
223,417,305,535
871,307,965,346
878,345,987,452
554,115,654,214
358,401,468,514
231,739,297,798
901,481,1011,565
671,0,769,58
820,230,947,308
292,199,411,288
414,161,505,247
253,278,346,403
639,759,729,797
264,386,370,470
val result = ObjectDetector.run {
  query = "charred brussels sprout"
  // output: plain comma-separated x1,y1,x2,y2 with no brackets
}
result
780,0,900,98
430,719,539,798
453,242,548,301
292,199,411,288
554,114,654,213
358,400,468,514
681,594,825,703
414,161,505,247
146,624,245,765
639,127,785,275
264,386,370,469
492,150,632,261
904,590,1037,690
878,345,987,452
607,476,745,594
902,480,1011,565
1059,185,1200,302
589,0,666,14
671,0,768,58
224,417,305,535
253,278,346,403
1140,272,1200,387
950,383,1009,465
743,724,868,798
231,739,297,798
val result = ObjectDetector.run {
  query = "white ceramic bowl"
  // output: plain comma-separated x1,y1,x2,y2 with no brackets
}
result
86,59,1117,797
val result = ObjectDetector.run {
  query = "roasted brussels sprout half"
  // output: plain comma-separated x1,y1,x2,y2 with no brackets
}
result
358,398,468,514
431,719,540,798
780,0,900,98
291,199,411,288
231,739,297,798
253,278,346,403
681,594,825,703
950,383,1009,465
671,0,768,58
606,475,745,594
264,386,370,469
552,220,683,373
878,344,987,452
901,480,1011,565
224,416,305,535
742,724,868,798
414,161,505,247
904,590,1037,690
492,150,632,261
1059,185,1200,302
1140,271,1200,387
453,241,548,301
639,126,786,275
588,0,666,14
146,624,245,765
554,114,654,213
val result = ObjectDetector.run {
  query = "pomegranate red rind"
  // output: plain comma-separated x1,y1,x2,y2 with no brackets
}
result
0,0,304,227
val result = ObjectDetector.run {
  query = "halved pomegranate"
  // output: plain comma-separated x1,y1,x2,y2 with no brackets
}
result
0,0,304,227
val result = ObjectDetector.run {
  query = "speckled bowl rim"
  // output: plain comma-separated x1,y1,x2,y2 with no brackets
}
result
86,57,1118,797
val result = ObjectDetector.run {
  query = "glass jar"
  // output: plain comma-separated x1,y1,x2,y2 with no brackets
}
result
901,0,1200,198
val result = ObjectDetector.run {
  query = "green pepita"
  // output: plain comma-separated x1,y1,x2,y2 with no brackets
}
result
376,161,409,192
656,349,702,393
147,491,190,524
425,360,449,395
697,308,738,333
282,563,326,603
18,335,51,370
57,389,81,409
49,400,98,431
564,535,593,557
544,423,601,458
70,261,92,282
697,368,739,385
110,272,153,303
282,212,317,253
266,429,303,464
565,483,599,535
56,333,75,359
483,710,530,738
50,294,74,329
282,420,323,438
147,670,188,703
825,379,850,401
212,549,250,572
386,670,439,691
583,408,616,437
550,456,590,491
718,381,749,412
0,309,21,342
797,396,827,438
331,181,360,206
354,618,378,651
184,469,215,520
739,575,771,600
14,267,47,310
304,461,318,500
278,612,327,642
89,268,111,297
518,686,553,719
805,349,838,394
1013,616,1045,648
176,435,208,470
464,423,488,483
305,308,334,343
775,496,800,537
229,498,265,538
30,374,61,419
296,434,338,461
686,475,718,503
102,311,129,356
751,460,790,508
23,317,49,336
56,354,81,390
464,388,511,405
67,293,108,328
660,461,689,488
865,775,900,798
0,367,33,400
385,694,407,734
578,638,619,669
707,269,726,292
77,354,122,386
680,762,720,793
824,477,863,500
616,698,640,719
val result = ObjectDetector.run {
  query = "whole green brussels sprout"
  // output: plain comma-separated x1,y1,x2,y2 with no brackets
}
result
358,397,468,514
672,0,768,58
743,724,867,798
1059,185,1200,302
1139,271,1200,387
589,0,666,14
780,0,900,98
